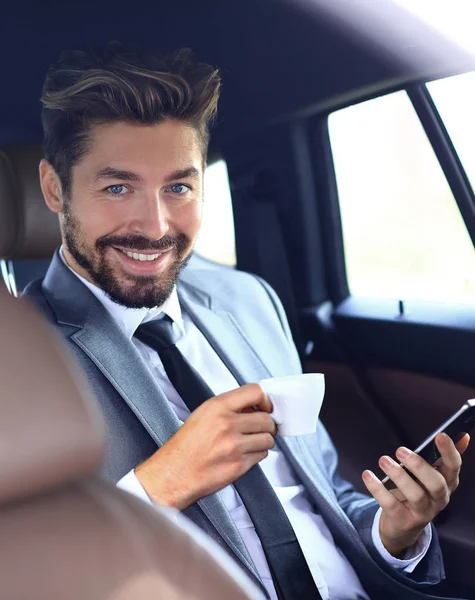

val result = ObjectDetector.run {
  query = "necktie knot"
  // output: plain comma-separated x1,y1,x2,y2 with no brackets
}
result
135,315,179,350
133,313,214,410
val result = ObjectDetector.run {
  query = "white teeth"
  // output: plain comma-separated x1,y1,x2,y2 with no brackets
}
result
119,249,162,262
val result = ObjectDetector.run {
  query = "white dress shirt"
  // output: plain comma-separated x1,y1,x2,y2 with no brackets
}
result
63,254,431,600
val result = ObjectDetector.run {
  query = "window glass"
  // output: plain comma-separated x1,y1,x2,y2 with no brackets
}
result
329,90,475,304
195,159,236,267
428,71,475,191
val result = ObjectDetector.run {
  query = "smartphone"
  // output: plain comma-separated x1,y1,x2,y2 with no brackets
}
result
382,399,475,489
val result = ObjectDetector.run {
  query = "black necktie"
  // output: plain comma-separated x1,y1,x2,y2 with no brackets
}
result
135,317,322,600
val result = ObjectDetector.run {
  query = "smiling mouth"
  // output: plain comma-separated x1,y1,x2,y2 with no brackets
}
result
113,247,172,262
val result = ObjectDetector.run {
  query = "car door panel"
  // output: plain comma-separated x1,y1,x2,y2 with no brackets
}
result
305,310,475,594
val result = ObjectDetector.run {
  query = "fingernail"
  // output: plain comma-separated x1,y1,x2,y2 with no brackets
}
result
380,455,396,469
396,447,412,460
363,470,377,481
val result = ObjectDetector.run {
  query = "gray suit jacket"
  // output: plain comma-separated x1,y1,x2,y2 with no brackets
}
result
24,250,462,600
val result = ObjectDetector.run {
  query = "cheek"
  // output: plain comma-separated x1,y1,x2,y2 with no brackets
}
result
82,201,125,238
172,201,203,236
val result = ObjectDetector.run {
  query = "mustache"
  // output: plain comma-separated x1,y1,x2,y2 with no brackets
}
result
96,234,188,252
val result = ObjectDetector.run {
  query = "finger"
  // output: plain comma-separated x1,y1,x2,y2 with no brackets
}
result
362,470,406,513
228,384,273,414
378,455,433,509
395,447,450,506
432,433,470,469
455,433,471,456
434,433,463,491
238,411,277,436
244,450,270,469
240,432,275,454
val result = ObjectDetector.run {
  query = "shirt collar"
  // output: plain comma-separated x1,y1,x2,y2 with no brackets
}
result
59,246,185,340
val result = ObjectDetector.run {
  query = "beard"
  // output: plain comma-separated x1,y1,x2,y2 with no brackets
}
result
62,204,193,309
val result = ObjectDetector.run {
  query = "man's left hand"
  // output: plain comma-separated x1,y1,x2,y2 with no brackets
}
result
362,432,470,557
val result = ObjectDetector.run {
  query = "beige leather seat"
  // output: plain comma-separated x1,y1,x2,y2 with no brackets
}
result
0,266,263,599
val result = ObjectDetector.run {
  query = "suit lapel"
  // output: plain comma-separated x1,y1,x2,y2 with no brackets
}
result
42,252,264,589
72,309,182,444
43,252,183,445
279,436,367,548
178,279,273,386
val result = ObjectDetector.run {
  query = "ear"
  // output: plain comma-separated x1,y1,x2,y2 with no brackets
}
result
39,159,64,214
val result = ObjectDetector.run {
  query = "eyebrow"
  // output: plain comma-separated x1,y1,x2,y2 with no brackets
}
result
94,167,142,183
164,167,200,182
94,166,200,184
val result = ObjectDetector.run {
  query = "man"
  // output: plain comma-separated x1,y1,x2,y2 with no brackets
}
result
25,42,470,600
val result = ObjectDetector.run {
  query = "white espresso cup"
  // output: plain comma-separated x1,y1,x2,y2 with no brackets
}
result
259,373,325,436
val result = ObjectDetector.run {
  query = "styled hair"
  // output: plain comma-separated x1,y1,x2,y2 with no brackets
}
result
41,41,221,197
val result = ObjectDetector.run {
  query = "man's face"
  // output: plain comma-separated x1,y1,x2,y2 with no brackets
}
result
58,120,204,308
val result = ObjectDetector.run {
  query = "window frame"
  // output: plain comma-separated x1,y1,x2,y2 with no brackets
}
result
408,84,475,249
311,76,475,305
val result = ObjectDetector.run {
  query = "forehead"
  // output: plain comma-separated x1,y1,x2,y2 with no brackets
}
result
77,120,203,180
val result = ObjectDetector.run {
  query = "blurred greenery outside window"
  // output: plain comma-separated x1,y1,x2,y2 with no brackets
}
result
328,79,475,304
195,159,237,267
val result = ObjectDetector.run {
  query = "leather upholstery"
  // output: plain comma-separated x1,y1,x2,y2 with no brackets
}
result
0,287,105,505
0,286,263,600
0,145,60,259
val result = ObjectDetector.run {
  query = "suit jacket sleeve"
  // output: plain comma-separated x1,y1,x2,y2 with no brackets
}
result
254,274,445,587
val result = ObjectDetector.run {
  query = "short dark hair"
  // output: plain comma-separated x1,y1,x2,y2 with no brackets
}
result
41,41,221,198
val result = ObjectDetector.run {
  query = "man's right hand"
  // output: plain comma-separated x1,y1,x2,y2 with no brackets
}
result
135,383,276,510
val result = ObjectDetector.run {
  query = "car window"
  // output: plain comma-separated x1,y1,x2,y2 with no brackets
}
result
195,159,236,267
427,70,475,192
328,90,475,304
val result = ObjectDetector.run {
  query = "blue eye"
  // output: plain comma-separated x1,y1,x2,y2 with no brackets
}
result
107,184,128,195
169,184,189,194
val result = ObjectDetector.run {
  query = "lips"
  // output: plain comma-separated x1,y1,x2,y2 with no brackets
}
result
110,246,173,274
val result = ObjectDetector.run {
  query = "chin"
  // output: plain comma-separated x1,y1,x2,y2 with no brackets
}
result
102,274,175,309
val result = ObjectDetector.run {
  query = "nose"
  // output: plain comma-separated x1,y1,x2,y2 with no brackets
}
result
134,192,170,240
